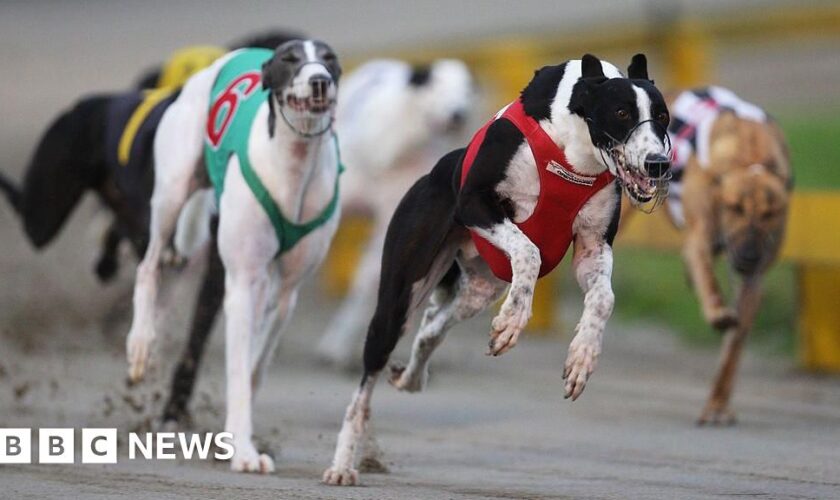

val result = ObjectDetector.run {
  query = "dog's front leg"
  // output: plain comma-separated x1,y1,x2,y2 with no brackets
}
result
223,270,274,473
683,222,738,331
699,276,763,425
563,235,614,400
472,219,540,356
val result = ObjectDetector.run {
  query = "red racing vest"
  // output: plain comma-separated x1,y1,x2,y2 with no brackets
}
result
460,99,614,282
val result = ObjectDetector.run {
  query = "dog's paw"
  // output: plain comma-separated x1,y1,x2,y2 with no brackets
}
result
126,326,155,383
708,306,738,332
488,304,530,356
322,466,359,486
697,401,737,426
230,443,275,474
388,363,426,393
563,336,600,401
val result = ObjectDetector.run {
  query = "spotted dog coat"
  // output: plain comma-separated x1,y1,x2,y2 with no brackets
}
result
323,54,671,486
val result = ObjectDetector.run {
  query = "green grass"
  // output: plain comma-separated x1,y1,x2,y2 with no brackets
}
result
610,248,796,354
776,111,840,189
601,110,840,355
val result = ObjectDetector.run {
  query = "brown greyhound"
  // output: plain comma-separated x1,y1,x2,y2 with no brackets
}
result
665,86,792,424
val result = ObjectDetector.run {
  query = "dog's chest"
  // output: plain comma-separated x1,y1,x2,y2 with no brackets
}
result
249,114,340,222
497,143,540,222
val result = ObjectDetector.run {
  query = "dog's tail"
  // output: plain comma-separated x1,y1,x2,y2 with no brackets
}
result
19,96,109,248
174,189,215,258
0,171,22,214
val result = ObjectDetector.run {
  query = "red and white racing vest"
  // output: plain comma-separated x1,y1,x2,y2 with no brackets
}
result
459,99,614,282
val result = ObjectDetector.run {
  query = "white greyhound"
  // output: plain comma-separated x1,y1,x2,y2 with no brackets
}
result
125,39,343,473
316,58,474,367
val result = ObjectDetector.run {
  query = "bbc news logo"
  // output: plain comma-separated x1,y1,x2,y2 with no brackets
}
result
0,428,234,464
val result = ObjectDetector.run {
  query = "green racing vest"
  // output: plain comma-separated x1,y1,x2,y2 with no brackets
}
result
204,48,342,256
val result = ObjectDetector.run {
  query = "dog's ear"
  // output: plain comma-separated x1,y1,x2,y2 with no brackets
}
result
627,53,650,81
581,54,605,79
261,58,275,91
267,90,276,138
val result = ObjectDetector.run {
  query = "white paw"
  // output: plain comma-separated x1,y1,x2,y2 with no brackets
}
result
563,336,600,400
322,466,359,486
388,363,426,393
488,301,530,356
126,325,155,383
230,442,275,474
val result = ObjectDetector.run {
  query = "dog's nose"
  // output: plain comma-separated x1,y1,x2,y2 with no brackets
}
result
644,153,670,177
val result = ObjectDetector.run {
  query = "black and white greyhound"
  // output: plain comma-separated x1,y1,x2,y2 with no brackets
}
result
127,39,343,473
323,54,671,486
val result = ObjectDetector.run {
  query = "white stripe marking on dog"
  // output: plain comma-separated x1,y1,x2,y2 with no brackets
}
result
304,40,317,62
632,84,652,121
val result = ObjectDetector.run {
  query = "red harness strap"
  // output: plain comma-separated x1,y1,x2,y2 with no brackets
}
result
459,99,614,282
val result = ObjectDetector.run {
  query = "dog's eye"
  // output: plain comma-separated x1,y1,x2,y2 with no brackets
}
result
657,112,669,125
615,109,630,120
760,210,775,221
323,52,336,62
281,54,300,63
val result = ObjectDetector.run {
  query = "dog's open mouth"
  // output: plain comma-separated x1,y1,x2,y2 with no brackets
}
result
284,94,333,114
602,146,670,212
277,88,336,137
615,162,657,203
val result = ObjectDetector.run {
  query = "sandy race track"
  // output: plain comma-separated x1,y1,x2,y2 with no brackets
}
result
1,241,839,499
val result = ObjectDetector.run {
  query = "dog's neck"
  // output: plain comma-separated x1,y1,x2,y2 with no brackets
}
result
538,113,606,177
263,101,337,223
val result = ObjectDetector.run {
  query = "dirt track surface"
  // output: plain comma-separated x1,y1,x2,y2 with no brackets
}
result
1,278,840,500
2,1,840,499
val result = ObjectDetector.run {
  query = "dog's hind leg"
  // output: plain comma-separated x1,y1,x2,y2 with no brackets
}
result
323,372,379,486
390,257,505,393
94,219,124,282
161,220,225,427
324,152,467,485
126,71,212,382
698,276,762,426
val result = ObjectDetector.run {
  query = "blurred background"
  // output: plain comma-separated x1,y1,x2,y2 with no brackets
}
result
1,0,838,366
